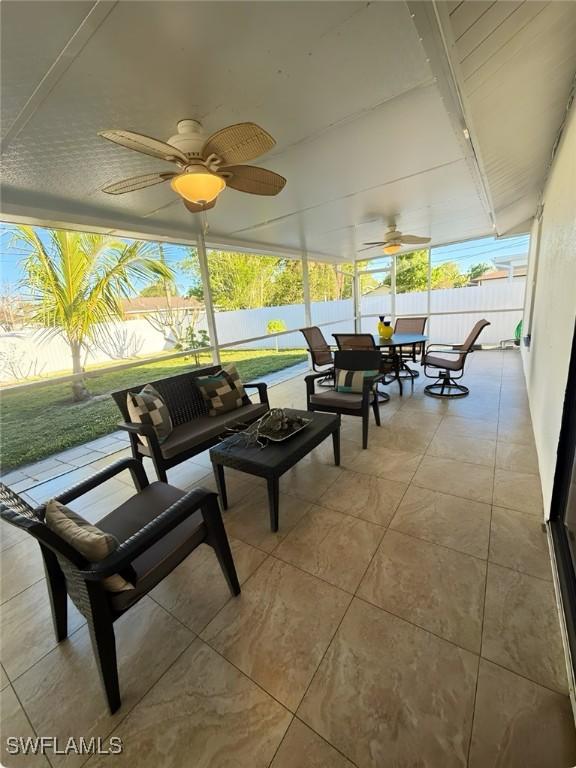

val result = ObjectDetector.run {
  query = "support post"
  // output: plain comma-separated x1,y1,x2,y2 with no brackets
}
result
353,260,361,332
196,225,221,366
391,255,397,323
302,252,312,327
426,247,432,338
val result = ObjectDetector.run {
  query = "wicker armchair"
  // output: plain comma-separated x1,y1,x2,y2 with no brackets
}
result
305,350,384,449
300,326,334,386
0,458,240,713
423,319,490,398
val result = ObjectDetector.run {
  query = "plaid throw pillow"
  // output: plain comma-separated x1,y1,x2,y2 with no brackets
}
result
335,369,378,393
196,364,246,416
126,384,173,446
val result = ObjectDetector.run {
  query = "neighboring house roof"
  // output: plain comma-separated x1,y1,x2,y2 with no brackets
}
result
364,284,391,296
121,296,203,315
472,267,528,284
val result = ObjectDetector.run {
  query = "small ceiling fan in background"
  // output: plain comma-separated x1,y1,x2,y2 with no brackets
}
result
98,120,286,213
364,224,431,255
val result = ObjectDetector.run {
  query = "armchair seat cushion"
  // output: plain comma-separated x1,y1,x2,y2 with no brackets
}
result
425,354,463,371
136,403,269,459
98,482,206,613
310,391,366,410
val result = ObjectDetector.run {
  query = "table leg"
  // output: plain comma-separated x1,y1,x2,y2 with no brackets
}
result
394,352,403,397
332,427,341,466
213,462,228,511
267,477,279,533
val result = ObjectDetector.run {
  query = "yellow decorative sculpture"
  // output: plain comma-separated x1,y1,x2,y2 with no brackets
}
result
378,315,393,340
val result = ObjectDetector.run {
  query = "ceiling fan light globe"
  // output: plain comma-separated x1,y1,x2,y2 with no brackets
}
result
383,243,401,255
171,168,226,204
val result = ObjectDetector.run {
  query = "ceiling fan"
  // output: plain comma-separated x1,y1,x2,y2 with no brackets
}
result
98,119,286,213
364,225,431,255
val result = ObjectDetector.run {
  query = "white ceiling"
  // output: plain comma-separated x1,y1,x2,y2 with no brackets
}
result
1,1,574,262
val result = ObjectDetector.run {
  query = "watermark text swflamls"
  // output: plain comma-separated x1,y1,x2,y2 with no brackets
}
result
5,736,123,756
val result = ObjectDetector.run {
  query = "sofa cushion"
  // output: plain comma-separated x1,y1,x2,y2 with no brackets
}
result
136,402,269,459
127,384,173,447
310,391,365,410
195,364,247,416
45,500,134,593
97,482,206,612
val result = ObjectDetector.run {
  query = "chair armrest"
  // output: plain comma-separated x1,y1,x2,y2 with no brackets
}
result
80,487,217,579
117,421,157,438
425,345,464,355
54,458,149,505
244,381,269,406
305,371,328,398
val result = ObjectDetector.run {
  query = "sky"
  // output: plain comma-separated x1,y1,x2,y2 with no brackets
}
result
0,221,529,295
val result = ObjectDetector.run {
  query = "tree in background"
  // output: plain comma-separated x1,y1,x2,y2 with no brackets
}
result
467,262,492,282
267,319,287,352
383,250,493,293
140,280,179,297
16,226,173,400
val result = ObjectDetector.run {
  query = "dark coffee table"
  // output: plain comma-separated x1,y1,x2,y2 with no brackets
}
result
209,409,340,532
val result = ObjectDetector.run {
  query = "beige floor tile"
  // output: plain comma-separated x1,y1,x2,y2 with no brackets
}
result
497,421,536,447
88,639,291,768
358,530,485,652
150,539,267,633
305,435,362,469
469,659,576,768
0,664,8,690
202,557,350,710
298,598,477,768
0,518,28,553
495,440,539,474
493,469,543,516
223,487,312,552
386,410,443,432
280,461,342,503
390,486,491,558
412,455,494,504
490,507,551,580
482,563,567,693
270,718,355,768
164,460,213,490
427,433,496,467
193,471,255,507
435,416,498,440
1,580,85,680
371,425,433,453
319,469,407,526
1,538,45,605
1,685,51,767
275,505,383,592
348,446,423,484
14,597,194,768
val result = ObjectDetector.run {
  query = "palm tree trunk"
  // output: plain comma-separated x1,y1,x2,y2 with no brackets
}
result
70,340,90,401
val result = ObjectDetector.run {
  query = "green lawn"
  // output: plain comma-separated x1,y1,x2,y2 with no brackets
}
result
0,349,307,472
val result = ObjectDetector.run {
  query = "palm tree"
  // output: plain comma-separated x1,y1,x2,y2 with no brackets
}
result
15,226,174,400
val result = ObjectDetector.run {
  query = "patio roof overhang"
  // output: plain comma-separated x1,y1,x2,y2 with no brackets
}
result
1,1,574,263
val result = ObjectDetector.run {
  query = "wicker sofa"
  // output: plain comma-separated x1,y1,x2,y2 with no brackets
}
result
112,366,269,482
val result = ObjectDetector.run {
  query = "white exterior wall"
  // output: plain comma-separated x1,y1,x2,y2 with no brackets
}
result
521,101,576,517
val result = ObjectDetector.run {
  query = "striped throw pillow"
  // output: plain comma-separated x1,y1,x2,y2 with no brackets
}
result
335,369,378,394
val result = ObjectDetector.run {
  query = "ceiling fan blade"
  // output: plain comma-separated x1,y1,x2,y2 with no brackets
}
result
202,123,275,164
101,172,176,195
182,198,217,214
363,241,387,246
98,130,189,164
222,165,286,196
400,235,431,244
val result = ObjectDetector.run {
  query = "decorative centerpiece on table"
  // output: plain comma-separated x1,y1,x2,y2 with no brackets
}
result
222,409,311,449
377,315,394,340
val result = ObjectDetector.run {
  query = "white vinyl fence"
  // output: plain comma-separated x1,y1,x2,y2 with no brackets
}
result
0,282,524,383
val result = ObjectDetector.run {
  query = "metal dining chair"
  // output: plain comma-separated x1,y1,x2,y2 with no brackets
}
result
423,319,490,397
394,316,427,378
300,326,335,387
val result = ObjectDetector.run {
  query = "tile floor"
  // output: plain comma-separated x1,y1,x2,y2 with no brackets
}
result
1,351,576,767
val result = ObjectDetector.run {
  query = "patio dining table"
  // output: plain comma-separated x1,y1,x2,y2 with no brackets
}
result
372,333,428,396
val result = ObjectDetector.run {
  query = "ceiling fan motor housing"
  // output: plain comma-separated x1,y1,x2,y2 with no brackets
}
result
167,119,205,158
